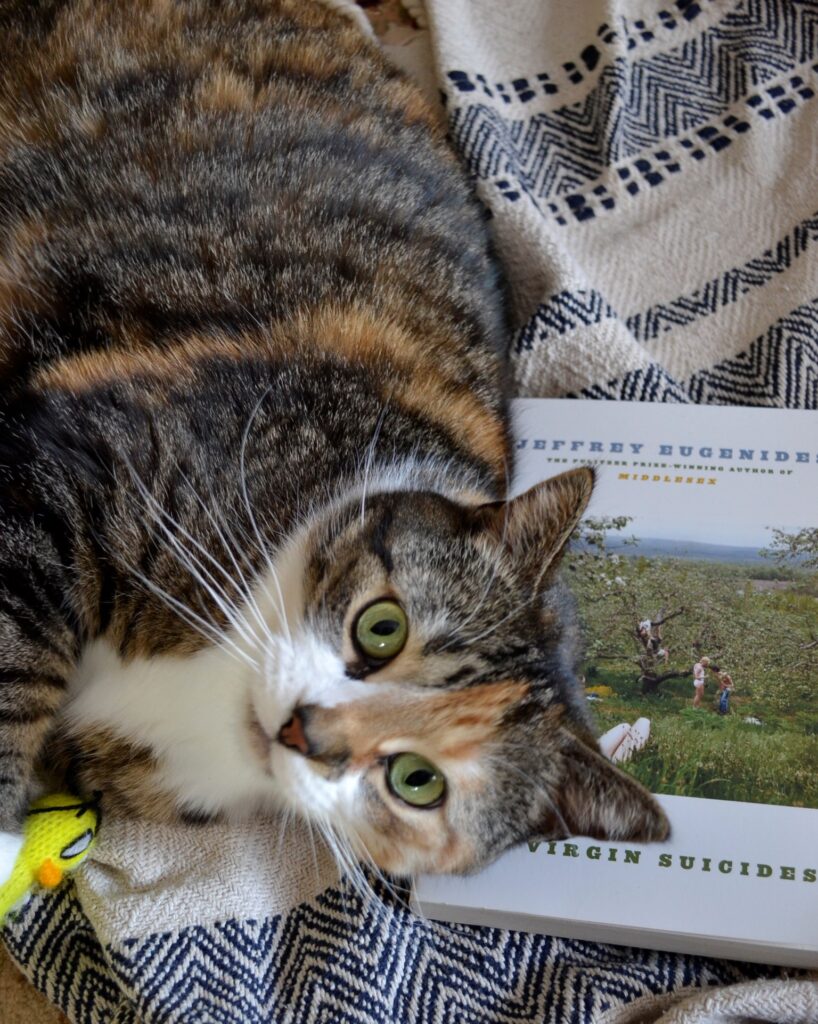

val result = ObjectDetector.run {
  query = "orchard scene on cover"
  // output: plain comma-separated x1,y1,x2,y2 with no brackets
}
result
569,519,818,809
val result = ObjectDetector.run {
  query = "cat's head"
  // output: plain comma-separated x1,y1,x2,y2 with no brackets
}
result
247,467,669,875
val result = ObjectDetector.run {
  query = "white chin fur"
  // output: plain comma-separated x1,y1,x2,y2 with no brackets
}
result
0,831,24,885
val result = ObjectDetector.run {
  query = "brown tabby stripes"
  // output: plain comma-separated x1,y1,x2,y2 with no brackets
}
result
0,0,669,871
0,0,508,832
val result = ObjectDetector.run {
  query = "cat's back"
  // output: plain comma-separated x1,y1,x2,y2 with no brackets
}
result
0,0,507,423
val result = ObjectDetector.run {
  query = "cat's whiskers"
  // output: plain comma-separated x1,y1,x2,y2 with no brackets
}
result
326,821,455,945
313,817,369,925
234,300,267,333
345,826,410,912
239,386,293,644
305,817,322,889
314,822,346,906
122,560,256,669
359,403,389,527
95,466,254,664
131,478,260,651
171,464,281,650
227,511,293,637
317,819,371,902
274,805,294,867
315,820,362,924
315,812,411,926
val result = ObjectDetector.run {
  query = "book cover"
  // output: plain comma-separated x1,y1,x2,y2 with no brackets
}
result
413,399,818,968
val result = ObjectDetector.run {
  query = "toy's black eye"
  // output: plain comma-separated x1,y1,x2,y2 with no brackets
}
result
60,829,94,860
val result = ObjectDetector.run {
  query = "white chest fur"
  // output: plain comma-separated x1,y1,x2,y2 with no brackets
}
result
59,526,314,818
63,640,277,818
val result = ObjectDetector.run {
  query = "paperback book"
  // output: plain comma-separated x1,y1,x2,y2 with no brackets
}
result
413,399,818,968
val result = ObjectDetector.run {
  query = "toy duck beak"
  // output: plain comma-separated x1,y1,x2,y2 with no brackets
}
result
36,859,64,888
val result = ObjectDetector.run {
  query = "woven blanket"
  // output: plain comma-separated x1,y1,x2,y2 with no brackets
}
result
3,0,817,1020
430,0,818,404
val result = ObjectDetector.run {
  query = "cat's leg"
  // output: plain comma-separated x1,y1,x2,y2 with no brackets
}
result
0,517,79,881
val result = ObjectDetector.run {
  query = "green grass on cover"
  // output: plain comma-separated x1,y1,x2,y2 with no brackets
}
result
586,667,818,808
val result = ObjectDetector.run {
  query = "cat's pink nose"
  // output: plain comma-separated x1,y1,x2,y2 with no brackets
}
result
276,705,350,770
278,710,310,755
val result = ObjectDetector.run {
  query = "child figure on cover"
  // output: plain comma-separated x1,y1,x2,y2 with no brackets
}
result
692,656,710,708
717,670,734,715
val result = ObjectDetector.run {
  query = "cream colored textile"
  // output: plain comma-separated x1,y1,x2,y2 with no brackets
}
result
598,977,818,1023
74,814,337,946
424,0,818,404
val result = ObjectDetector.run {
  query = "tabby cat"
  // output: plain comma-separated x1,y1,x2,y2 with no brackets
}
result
0,0,668,880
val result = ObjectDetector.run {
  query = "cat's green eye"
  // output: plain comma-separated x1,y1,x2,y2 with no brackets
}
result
354,600,408,662
387,753,446,808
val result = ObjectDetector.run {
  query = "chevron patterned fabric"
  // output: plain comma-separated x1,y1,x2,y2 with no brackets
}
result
1,877,777,1023
2,0,815,1020
431,0,818,405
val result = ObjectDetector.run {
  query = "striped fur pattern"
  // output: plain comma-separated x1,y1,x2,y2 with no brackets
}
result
0,0,667,877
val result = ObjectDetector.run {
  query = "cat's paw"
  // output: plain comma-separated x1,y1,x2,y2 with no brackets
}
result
0,831,24,885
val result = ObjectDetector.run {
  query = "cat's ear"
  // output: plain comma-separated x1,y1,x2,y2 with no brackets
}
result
545,730,670,843
474,467,594,592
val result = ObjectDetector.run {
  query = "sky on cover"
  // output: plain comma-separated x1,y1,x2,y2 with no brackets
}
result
513,400,817,550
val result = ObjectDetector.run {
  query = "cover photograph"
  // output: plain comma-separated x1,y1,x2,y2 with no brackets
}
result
414,399,818,968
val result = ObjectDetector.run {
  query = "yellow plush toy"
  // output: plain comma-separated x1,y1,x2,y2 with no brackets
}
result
0,793,100,924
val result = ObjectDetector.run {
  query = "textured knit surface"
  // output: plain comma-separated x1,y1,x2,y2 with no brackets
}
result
0,852,777,1024
597,978,818,1023
2,0,817,1021
428,0,818,406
